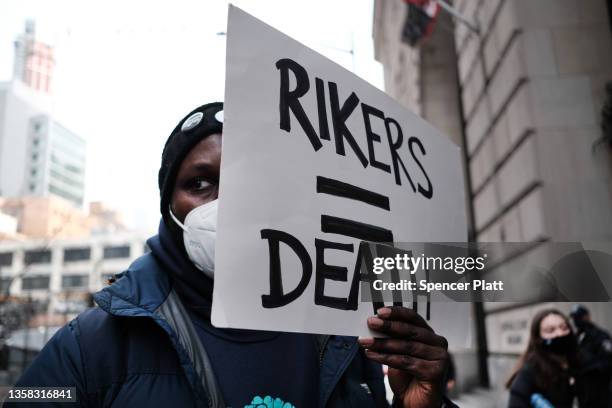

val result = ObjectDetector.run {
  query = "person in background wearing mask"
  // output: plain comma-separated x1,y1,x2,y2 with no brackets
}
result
506,309,578,408
7,103,457,408
570,304,612,408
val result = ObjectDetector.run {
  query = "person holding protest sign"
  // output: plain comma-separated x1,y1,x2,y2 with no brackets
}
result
7,102,456,408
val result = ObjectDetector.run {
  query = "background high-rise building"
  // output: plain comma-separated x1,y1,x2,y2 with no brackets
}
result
12,20,55,94
0,20,129,244
26,115,86,207
0,21,86,209
0,81,50,200
374,0,612,403
0,84,86,208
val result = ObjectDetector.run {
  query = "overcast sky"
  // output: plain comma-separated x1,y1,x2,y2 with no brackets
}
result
0,0,384,234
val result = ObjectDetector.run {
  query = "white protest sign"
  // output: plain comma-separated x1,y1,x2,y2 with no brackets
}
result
212,6,468,337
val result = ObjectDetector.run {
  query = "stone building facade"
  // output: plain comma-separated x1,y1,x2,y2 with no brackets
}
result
374,0,612,400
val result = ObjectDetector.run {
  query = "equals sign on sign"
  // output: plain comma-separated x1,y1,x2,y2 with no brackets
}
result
260,175,430,316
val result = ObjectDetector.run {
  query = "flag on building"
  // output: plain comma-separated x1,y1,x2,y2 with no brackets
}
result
402,0,441,46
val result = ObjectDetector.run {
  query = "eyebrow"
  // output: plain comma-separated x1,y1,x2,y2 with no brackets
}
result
190,162,215,172
178,162,219,182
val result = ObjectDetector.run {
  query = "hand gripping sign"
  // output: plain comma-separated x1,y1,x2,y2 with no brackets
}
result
212,6,468,337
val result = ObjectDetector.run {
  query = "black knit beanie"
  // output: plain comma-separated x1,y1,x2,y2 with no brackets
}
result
158,102,224,225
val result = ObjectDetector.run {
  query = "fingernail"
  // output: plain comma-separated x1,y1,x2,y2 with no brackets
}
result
358,337,374,347
377,307,391,318
368,316,384,328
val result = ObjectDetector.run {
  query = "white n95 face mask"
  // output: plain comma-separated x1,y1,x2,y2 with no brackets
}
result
169,199,218,279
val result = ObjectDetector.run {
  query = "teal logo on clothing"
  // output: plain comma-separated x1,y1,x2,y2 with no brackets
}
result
245,395,295,408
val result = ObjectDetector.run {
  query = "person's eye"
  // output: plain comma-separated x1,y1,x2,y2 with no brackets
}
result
191,177,213,191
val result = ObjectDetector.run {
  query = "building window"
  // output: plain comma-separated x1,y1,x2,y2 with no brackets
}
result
32,153,38,161
32,119,44,133
62,275,88,289
0,252,13,267
21,275,50,290
103,245,130,259
24,249,51,265
31,168,37,176
0,278,11,292
30,183,36,191
63,247,91,262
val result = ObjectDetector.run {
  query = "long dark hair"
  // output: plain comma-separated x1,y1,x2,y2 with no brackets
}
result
505,308,577,390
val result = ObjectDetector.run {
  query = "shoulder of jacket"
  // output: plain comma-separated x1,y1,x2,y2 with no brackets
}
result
72,308,129,351
94,253,171,315
72,307,177,393
74,307,164,347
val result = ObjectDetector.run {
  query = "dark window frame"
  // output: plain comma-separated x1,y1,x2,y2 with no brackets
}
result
24,249,52,265
21,275,50,290
0,252,13,267
103,245,131,259
0,277,11,292
63,247,91,262
61,274,89,289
